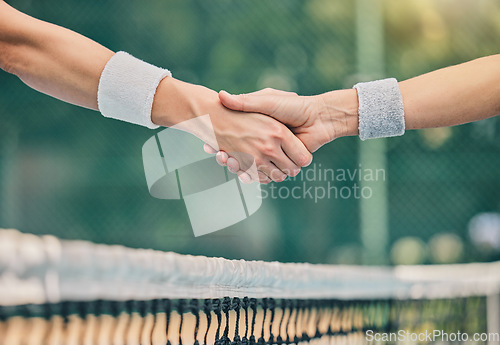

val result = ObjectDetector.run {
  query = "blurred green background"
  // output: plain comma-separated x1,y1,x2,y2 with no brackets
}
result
1,0,500,265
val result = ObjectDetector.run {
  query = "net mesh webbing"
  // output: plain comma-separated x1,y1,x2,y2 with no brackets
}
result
0,230,498,345
0,297,487,345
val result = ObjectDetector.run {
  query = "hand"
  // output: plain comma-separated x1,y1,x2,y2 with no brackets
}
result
204,88,359,176
151,79,313,184
219,88,360,152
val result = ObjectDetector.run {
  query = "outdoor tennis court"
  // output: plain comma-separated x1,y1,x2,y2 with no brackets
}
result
1,230,499,345
1,1,500,345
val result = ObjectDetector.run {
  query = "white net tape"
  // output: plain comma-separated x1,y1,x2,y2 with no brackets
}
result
1,229,500,306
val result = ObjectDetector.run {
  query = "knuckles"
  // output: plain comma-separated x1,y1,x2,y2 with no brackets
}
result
258,142,277,157
264,120,286,139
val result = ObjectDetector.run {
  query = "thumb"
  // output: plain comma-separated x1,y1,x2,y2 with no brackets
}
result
219,90,306,128
219,90,279,116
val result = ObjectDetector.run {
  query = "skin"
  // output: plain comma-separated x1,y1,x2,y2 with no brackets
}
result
0,1,312,184
207,55,500,181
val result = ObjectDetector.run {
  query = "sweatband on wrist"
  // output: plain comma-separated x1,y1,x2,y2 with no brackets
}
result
97,51,172,129
353,78,405,141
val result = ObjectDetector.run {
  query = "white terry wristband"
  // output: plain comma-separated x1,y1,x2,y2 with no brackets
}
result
354,78,405,141
97,52,172,129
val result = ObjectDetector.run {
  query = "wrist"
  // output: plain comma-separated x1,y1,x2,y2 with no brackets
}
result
354,78,405,140
316,88,359,139
151,77,200,127
151,78,221,148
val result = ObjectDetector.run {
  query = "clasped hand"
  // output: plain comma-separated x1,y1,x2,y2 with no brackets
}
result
203,88,359,184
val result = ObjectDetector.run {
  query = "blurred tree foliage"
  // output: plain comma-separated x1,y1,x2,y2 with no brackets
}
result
0,0,499,264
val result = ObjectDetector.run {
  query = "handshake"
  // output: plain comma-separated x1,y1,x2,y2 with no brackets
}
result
97,52,364,185
148,76,403,184
100,53,499,182
201,88,360,184
1,2,496,186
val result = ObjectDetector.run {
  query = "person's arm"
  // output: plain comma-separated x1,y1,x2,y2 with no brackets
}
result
208,55,500,179
399,55,500,130
217,54,500,151
0,1,113,110
0,1,312,183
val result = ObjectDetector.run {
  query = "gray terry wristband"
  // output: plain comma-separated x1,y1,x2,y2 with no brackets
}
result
353,78,405,141
98,52,172,129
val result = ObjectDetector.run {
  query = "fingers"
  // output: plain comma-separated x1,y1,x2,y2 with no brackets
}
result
219,90,280,115
258,162,287,183
257,171,272,184
204,139,301,183
227,155,271,184
227,153,287,183
269,155,301,179
226,157,239,173
223,154,278,184
209,144,304,183
208,150,258,183
219,90,306,128
217,155,287,184
236,171,253,184
244,88,298,97
205,144,229,167
216,151,228,166
281,130,313,167
204,143,217,154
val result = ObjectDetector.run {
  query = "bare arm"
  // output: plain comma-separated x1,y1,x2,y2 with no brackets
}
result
0,1,113,110
217,54,500,152
210,55,500,179
321,55,500,134
399,55,500,130
0,1,312,183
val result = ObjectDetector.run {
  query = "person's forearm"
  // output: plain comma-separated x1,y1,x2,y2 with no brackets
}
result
399,55,500,129
0,1,199,127
151,78,208,128
317,55,500,138
0,1,113,110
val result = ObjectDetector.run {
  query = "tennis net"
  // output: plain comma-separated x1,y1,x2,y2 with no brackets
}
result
0,229,499,345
